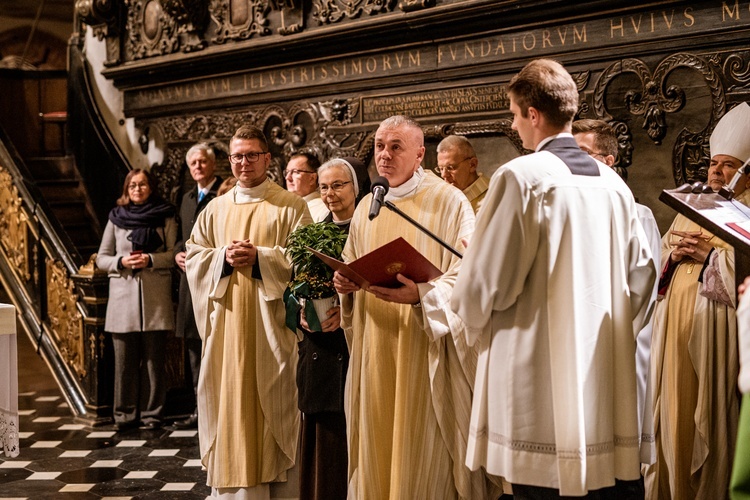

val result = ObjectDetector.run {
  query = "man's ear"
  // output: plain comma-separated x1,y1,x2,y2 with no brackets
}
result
528,106,540,125
468,157,479,173
603,154,616,168
416,145,426,164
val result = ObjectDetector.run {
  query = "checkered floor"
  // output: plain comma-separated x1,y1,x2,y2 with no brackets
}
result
0,334,209,499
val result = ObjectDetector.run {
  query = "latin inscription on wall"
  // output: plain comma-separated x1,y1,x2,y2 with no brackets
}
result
125,2,750,116
362,85,509,122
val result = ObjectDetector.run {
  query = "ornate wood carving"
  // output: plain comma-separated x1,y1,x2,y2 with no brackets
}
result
76,0,120,39
399,0,435,13
210,0,272,44
162,0,210,52
47,258,86,378
312,0,395,24
270,0,304,35
0,167,29,281
126,0,181,59
593,53,725,187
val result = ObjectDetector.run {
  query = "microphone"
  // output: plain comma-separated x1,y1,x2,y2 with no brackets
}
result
719,157,750,199
368,176,389,220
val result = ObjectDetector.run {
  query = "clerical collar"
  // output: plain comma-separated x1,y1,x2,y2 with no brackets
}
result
385,167,424,200
536,132,574,152
333,217,352,226
234,179,268,203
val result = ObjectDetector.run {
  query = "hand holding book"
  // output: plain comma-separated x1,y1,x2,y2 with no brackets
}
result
311,237,443,290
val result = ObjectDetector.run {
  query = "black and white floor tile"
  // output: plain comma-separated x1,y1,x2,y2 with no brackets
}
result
0,334,209,499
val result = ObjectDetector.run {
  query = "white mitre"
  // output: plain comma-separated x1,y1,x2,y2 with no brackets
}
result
710,101,750,161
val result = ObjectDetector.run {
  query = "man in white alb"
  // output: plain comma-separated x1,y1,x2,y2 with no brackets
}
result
452,59,657,498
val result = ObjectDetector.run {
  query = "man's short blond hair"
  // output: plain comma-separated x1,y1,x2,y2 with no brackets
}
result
508,59,579,128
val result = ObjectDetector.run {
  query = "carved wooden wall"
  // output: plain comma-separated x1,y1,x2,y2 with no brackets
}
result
78,0,750,231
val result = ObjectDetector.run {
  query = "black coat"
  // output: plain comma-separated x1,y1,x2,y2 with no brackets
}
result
296,214,351,414
175,177,222,339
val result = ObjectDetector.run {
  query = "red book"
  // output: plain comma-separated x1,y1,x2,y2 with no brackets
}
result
307,237,443,289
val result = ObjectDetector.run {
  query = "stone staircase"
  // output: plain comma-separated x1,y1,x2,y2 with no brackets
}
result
25,156,102,260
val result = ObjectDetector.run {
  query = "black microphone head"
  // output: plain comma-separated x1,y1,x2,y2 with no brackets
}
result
371,176,389,194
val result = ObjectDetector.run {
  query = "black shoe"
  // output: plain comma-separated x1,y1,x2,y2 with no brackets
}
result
138,420,162,431
173,414,198,429
115,420,139,432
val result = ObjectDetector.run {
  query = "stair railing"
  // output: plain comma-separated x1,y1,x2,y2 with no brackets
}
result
0,123,113,424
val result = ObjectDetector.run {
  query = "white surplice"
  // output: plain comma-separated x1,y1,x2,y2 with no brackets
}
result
452,148,656,496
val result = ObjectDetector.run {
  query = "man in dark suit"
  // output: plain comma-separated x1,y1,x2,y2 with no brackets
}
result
173,143,222,429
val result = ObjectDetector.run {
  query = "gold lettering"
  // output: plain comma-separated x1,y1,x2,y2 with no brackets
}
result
268,72,275,85
684,7,695,26
300,67,309,82
574,25,586,43
611,18,624,37
351,59,362,75
662,10,674,29
366,57,377,73
332,64,339,78
481,40,491,57
557,26,568,44
395,52,405,67
651,12,655,32
723,1,740,21
280,70,287,84
448,45,457,62
542,30,552,48
409,51,420,66
494,40,505,55
319,66,328,79
222,78,230,92
522,33,536,51
464,42,475,59
382,54,392,70
243,74,248,90
437,46,443,64
630,15,642,34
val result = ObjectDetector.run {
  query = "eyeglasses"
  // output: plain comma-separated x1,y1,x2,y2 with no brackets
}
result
434,157,473,174
228,152,267,164
579,147,608,160
319,181,352,195
128,182,149,191
284,169,316,177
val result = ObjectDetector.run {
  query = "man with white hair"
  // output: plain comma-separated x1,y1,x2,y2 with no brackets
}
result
647,102,750,499
173,143,222,429
333,115,497,498
435,135,489,213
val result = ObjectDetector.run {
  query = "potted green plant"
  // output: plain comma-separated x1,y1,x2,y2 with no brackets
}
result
284,222,348,332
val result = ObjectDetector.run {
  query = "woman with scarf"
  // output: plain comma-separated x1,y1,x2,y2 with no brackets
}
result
96,169,177,432
293,156,370,500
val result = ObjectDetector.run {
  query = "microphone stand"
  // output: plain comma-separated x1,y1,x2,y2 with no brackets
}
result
383,200,463,258
719,157,750,200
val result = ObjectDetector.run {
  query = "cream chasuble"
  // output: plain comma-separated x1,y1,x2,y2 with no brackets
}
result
462,173,490,214
186,180,311,489
646,189,750,499
341,170,496,500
